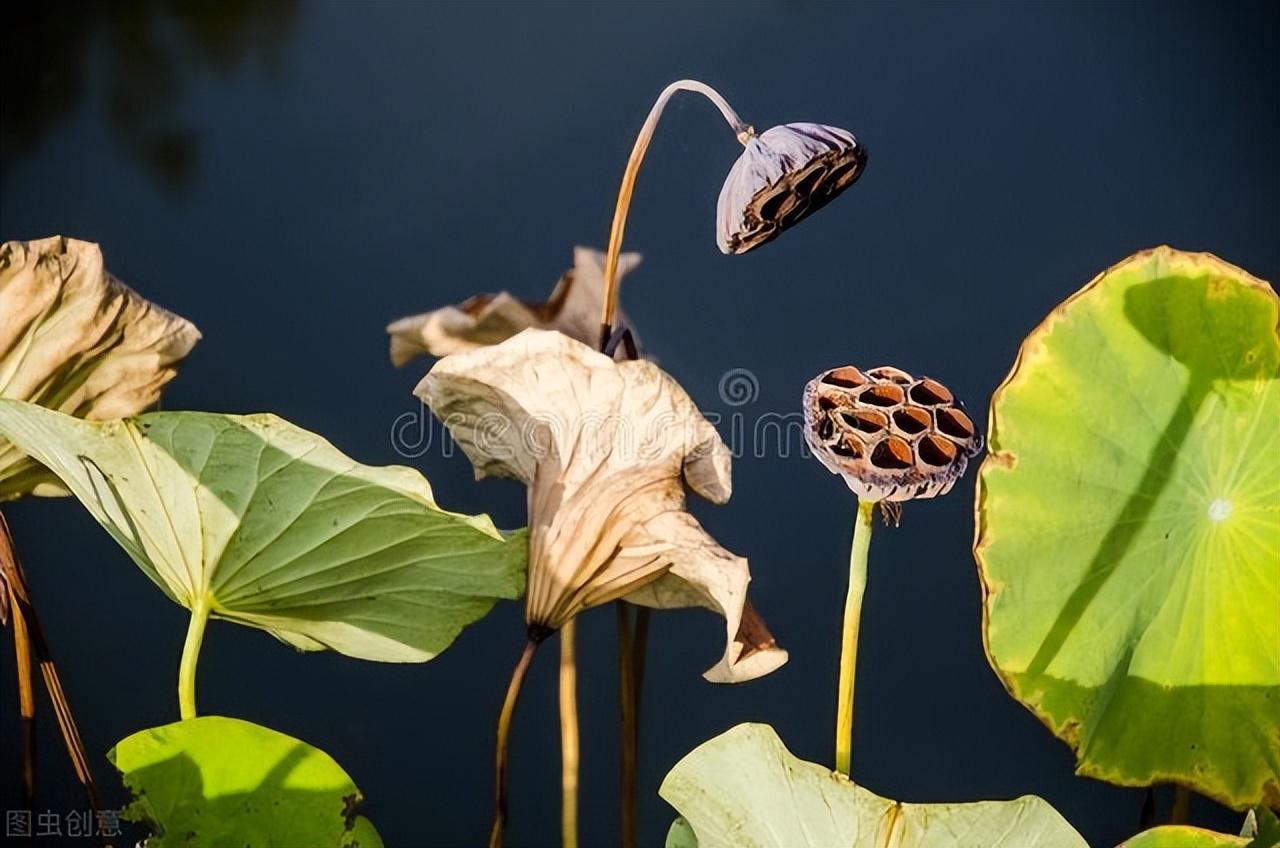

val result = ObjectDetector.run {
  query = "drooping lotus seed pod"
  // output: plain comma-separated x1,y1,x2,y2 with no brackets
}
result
717,123,868,255
803,365,981,502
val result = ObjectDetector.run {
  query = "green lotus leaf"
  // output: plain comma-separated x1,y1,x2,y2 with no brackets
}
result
659,723,1086,848
666,817,698,848
975,247,1280,808
1118,826,1247,848
0,401,526,662
109,716,382,848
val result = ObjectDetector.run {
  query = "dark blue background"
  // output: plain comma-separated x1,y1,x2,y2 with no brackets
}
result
2,2,1276,846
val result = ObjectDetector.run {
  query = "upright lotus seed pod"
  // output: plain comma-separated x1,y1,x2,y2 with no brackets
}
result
717,123,868,255
803,365,980,502
801,363,980,781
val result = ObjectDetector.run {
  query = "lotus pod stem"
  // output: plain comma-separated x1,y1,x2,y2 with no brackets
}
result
836,499,875,777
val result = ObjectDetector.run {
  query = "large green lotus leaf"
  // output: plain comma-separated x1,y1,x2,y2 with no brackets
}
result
1119,826,1247,848
975,247,1280,808
0,401,525,661
659,723,1086,848
109,716,382,848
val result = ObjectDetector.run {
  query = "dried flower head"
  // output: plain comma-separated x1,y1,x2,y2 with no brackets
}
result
717,123,868,255
419,329,786,682
387,247,642,366
803,365,980,502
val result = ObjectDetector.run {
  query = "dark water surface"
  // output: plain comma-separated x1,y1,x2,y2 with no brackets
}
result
2,2,1277,846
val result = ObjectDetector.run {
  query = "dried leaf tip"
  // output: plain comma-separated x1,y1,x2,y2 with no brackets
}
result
387,247,642,366
803,365,981,503
0,236,200,501
717,123,868,254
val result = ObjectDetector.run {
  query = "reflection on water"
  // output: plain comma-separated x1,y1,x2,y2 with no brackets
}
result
2,0,298,192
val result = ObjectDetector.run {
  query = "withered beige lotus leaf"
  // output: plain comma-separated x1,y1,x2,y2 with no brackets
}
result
418,328,786,683
0,236,200,501
387,247,642,366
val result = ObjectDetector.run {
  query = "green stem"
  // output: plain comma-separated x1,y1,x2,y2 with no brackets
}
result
835,499,875,777
178,597,210,720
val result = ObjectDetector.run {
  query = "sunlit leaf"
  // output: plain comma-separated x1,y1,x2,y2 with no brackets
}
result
0,402,525,662
110,716,382,848
1118,826,1247,848
0,236,199,500
660,723,1086,848
975,247,1280,808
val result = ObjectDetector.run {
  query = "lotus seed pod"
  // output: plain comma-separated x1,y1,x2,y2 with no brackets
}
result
803,365,981,502
716,122,867,255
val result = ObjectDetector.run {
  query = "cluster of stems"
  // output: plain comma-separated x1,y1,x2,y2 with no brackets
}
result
0,511,102,821
528,79,752,848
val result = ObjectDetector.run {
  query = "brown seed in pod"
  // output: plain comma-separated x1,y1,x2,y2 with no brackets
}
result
803,365,982,502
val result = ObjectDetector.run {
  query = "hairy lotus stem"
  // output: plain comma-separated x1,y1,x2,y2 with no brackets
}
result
559,620,580,848
178,596,211,720
491,639,539,848
836,499,875,776
599,79,752,345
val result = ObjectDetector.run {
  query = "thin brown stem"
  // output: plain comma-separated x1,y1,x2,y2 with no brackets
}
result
490,639,539,848
603,297,648,848
559,620,580,848
0,511,102,819
12,587,36,811
617,603,650,848
599,80,750,345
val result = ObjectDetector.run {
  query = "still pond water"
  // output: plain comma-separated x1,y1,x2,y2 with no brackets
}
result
2,1,1276,845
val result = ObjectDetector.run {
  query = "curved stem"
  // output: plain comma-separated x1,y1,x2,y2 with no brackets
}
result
835,499,875,777
490,640,538,848
559,620,580,848
599,80,751,344
178,597,210,721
